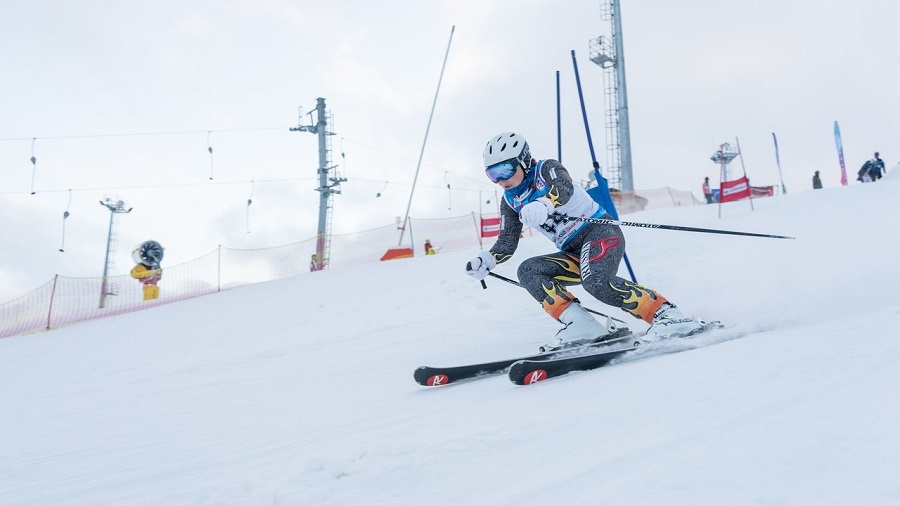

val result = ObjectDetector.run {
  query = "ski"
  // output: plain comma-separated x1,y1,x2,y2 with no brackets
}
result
509,320,725,385
633,320,724,347
414,329,633,387
509,345,636,385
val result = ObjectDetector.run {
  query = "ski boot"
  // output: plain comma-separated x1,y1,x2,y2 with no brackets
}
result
645,302,705,340
539,302,628,353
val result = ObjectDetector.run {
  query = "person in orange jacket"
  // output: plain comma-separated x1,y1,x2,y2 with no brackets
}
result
702,177,714,204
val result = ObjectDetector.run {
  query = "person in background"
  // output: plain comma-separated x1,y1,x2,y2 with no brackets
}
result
309,254,320,272
702,177,714,204
424,239,436,255
857,152,885,183
812,171,823,189
466,131,707,352
867,152,886,182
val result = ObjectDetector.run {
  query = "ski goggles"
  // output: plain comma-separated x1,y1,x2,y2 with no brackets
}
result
485,160,519,183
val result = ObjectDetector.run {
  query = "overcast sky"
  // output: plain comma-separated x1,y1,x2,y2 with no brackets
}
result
1,0,898,300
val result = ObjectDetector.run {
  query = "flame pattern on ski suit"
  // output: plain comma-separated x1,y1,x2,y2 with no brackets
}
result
488,157,674,325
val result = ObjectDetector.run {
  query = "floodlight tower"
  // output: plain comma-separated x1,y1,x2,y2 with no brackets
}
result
291,97,345,271
710,142,740,182
589,0,633,192
99,197,132,308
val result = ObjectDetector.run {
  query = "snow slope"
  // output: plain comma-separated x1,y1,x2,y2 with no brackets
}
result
1,172,899,505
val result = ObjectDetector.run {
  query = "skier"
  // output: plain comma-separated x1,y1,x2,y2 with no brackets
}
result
867,152,886,182
129,240,164,301
466,132,705,351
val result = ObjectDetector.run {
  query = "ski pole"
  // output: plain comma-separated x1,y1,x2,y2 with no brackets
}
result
484,272,628,324
563,215,795,240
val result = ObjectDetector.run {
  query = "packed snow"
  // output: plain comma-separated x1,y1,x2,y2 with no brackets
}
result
1,171,898,505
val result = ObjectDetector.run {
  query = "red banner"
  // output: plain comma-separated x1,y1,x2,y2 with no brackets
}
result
481,217,501,237
751,185,776,197
719,176,751,203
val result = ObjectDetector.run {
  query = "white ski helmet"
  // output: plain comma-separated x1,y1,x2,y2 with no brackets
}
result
483,132,531,169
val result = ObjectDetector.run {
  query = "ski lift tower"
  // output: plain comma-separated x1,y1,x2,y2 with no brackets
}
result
98,197,132,308
291,97,346,271
710,142,740,182
589,0,634,192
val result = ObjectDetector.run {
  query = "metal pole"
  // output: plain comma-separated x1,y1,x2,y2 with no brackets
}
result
47,274,59,330
398,25,455,246
613,0,634,192
718,145,724,219
291,97,342,271
99,209,115,308
473,211,482,249
98,198,131,308
314,98,328,270
735,137,755,211
612,0,634,191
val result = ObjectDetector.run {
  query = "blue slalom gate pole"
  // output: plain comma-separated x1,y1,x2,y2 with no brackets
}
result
570,50,637,283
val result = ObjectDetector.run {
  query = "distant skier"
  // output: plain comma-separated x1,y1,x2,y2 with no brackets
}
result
812,171,823,189
424,239,436,255
867,152,886,182
465,132,706,351
858,152,885,183
130,240,164,301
